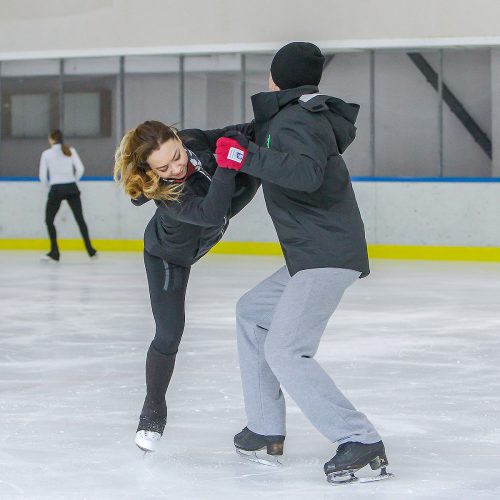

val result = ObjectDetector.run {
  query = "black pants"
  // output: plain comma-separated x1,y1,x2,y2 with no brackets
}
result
144,251,191,355
45,183,95,258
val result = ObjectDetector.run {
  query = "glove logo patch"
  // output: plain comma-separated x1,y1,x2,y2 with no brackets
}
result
227,147,245,163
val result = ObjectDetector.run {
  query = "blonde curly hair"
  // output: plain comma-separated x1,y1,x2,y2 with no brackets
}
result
114,120,184,203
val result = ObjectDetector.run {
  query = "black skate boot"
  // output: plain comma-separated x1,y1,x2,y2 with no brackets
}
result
324,441,393,485
135,345,176,453
234,427,285,467
40,252,59,262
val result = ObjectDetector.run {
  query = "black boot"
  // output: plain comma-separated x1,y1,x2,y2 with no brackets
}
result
234,427,285,456
137,344,176,436
324,441,392,484
41,252,59,262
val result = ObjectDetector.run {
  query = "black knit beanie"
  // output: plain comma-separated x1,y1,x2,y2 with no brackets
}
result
270,42,325,90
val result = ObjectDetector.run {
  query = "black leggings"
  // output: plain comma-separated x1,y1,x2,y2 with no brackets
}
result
45,183,95,258
144,251,191,355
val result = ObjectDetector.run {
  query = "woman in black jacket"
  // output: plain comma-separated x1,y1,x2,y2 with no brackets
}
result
114,120,257,453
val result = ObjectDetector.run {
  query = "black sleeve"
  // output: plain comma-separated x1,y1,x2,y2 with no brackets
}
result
230,173,261,218
159,168,237,227
131,193,151,206
180,122,255,153
240,115,329,193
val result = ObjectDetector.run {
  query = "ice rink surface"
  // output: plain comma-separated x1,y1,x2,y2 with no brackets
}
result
0,251,499,500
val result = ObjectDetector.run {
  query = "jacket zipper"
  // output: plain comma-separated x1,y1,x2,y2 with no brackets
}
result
196,164,212,182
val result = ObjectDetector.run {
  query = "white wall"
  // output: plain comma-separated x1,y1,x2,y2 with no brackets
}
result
1,181,499,247
2,0,500,59
374,51,441,177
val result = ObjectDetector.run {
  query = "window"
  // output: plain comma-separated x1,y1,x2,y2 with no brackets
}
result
64,92,106,136
10,93,51,137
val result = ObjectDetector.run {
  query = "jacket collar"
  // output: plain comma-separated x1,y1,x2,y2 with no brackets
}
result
251,85,319,122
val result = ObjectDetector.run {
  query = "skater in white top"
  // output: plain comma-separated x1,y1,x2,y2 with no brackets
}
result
39,130,97,261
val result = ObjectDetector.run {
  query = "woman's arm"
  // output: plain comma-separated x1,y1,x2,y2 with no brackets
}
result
131,194,151,206
71,148,85,180
39,152,49,185
161,168,237,227
180,122,255,153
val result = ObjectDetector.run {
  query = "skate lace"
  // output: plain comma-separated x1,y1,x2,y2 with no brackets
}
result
140,430,161,441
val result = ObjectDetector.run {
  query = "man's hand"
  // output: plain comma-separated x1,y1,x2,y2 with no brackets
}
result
223,130,250,148
216,135,249,171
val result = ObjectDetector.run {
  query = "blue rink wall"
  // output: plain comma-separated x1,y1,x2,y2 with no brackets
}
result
1,177,500,261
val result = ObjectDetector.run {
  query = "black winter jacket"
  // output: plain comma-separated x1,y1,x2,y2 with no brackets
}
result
133,124,259,267
240,85,370,277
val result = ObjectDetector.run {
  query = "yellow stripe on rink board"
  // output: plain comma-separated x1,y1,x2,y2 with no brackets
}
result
1,239,500,262
367,244,500,262
210,241,283,256
0,239,144,252
213,242,500,262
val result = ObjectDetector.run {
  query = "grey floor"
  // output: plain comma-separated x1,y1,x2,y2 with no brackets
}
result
1,251,499,500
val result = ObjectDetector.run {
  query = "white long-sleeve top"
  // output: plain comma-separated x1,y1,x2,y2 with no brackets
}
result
39,144,85,186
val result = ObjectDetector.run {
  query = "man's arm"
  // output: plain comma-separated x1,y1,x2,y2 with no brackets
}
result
241,116,329,193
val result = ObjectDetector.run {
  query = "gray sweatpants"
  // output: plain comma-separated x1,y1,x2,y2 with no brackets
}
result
236,266,381,445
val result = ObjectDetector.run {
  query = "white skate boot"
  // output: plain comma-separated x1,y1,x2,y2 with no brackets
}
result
135,430,161,452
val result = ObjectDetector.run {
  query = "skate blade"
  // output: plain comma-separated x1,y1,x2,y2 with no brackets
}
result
327,470,358,485
236,448,282,467
136,444,155,456
327,469,394,485
358,471,394,483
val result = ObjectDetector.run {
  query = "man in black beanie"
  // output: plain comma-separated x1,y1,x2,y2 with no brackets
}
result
270,41,325,90
215,42,392,484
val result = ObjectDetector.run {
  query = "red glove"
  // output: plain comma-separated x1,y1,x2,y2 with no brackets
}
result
216,137,249,171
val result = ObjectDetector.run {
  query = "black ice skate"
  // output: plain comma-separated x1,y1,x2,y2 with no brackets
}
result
135,346,175,453
324,441,394,485
135,401,166,453
234,427,285,467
